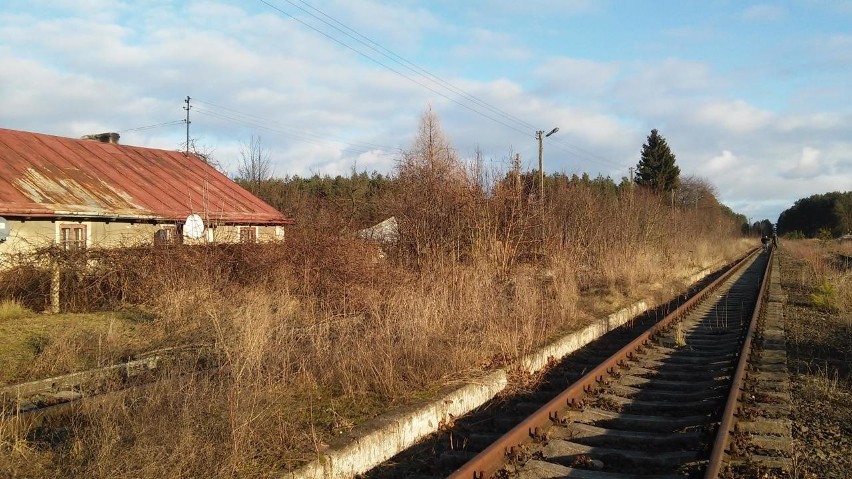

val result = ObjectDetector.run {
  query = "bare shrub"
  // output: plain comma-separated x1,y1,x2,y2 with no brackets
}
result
0,265,49,312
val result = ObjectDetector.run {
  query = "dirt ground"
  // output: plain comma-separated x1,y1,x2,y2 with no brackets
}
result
780,246,852,479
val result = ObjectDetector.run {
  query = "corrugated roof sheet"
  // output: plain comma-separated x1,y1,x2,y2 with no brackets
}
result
0,128,292,225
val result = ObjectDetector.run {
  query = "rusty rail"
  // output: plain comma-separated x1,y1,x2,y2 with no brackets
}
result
448,249,760,479
704,247,773,478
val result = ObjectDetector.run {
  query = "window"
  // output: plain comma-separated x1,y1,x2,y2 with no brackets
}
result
154,226,179,245
239,226,257,243
59,224,87,251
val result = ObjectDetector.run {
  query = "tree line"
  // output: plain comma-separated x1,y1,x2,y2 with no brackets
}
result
777,191,852,238
233,122,746,235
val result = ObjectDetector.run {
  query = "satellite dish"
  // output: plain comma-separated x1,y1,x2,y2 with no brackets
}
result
0,216,9,243
183,214,205,240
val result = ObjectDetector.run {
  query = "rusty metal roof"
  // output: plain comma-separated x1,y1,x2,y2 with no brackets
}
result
0,128,292,225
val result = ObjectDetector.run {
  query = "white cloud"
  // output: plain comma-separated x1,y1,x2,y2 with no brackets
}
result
701,150,738,176
777,112,844,132
694,100,774,132
630,59,717,94
611,59,723,119
783,147,823,179
328,0,445,51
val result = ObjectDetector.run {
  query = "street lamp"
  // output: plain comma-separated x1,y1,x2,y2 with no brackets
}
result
536,127,559,200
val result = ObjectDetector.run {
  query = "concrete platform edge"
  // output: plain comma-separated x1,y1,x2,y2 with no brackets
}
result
287,264,719,479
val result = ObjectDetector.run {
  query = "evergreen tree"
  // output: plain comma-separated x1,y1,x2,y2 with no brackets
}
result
777,191,852,237
635,129,680,193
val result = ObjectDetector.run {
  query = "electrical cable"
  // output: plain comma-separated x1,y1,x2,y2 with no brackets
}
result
257,0,534,138
288,0,539,132
257,0,630,172
119,120,185,133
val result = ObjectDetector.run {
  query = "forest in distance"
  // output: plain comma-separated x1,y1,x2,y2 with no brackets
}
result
238,165,852,241
229,134,847,243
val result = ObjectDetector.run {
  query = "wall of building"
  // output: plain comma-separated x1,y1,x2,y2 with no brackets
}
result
1,220,52,257
0,220,286,259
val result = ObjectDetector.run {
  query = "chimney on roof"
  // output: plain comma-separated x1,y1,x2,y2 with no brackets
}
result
81,132,120,144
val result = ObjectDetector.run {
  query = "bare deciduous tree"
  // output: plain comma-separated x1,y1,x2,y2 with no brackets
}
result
675,175,719,209
237,135,273,194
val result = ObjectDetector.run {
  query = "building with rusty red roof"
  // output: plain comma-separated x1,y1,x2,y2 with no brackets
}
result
0,127,292,252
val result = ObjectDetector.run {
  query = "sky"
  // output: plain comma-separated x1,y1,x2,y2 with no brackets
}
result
1,0,851,223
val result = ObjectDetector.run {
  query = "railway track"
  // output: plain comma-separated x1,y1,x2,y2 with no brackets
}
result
1,344,218,419
367,249,786,479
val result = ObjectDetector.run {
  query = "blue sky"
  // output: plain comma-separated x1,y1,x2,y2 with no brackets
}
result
1,0,851,223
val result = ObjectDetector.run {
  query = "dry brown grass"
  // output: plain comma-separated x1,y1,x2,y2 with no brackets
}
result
781,241,852,479
0,178,750,477
784,239,852,316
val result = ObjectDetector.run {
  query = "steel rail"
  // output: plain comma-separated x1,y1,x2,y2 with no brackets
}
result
2,347,223,427
448,248,760,479
704,247,774,478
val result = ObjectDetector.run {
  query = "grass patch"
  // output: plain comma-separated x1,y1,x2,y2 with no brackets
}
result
0,299,32,321
0,311,161,385
811,277,839,312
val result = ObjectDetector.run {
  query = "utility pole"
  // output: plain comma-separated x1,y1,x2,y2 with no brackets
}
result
537,131,543,199
514,153,521,195
627,166,635,206
536,127,559,201
535,127,558,256
183,96,191,156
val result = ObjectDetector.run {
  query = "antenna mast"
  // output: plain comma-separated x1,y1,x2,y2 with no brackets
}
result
183,96,192,156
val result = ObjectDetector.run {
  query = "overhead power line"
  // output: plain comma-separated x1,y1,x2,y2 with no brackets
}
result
257,0,533,138
257,0,630,171
119,120,185,133
288,0,539,132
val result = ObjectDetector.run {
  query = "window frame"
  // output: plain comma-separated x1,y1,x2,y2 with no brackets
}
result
59,223,87,251
239,226,258,244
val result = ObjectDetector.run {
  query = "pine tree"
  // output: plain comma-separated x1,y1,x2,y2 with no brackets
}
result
635,129,680,193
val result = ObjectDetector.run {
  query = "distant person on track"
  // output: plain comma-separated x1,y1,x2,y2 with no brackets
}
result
771,233,778,250
761,235,770,253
